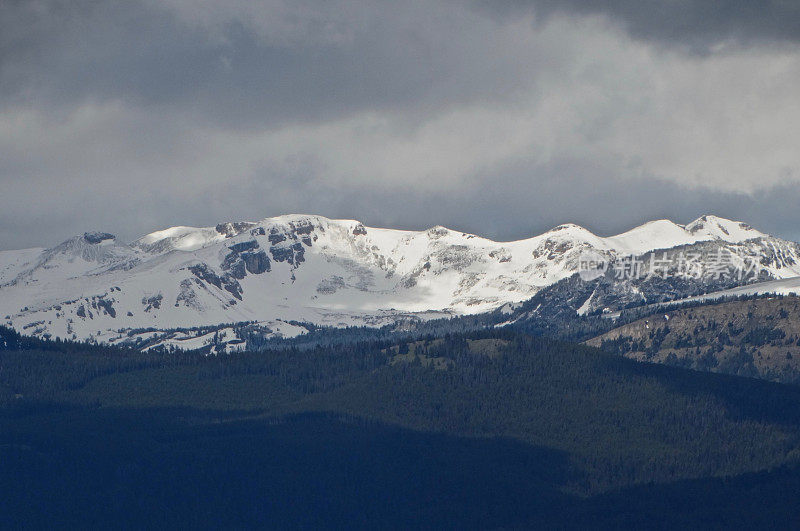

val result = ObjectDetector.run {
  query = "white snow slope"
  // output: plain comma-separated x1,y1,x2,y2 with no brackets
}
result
1,214,797,350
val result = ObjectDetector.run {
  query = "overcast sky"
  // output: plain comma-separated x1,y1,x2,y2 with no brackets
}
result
2,0,800,249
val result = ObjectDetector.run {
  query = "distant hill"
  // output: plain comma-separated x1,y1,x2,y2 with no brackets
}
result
587,296,800,384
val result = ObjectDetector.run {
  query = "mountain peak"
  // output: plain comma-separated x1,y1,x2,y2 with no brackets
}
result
686,214,732,229
136,225,226,253
549,223,585,231
426,225,451,238
606,219,695,254
685,215,765,242
543,223,596,237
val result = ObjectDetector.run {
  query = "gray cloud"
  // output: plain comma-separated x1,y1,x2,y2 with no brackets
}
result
0,1,542,127
1,0,799,250
1,154,797,250
478,0,800,52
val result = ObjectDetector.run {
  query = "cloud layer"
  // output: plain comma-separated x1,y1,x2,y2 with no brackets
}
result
1,0,799,249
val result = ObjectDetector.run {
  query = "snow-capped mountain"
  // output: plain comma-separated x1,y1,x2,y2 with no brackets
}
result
1,214,798,351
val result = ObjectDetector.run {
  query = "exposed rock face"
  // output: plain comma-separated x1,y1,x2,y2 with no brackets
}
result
176,279,202,310
222,241,271,278
223,258,247,279
270,242,305,266
141,294,163,312
228,241,259,253
96,297,116,318
188,264,243,300
268,232,286,245
215,222,256,238
288,219,316,235
83,232,116,244
242,251,270,274
427,226,449,239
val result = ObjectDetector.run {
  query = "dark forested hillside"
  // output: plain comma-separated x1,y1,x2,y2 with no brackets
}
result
3,327,800,527
588,296,800,384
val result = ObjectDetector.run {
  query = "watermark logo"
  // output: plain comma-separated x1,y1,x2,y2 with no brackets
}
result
577,248,760,282
578,251,609,281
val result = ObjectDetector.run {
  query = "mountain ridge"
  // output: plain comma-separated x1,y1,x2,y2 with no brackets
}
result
1,213,798,351
0,213,771,255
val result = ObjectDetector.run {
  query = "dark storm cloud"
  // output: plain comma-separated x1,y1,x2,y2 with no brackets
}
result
313,164,800,245
1,158,797,251
0,0,537,127
212,168,800,244
0,0,799,250
479,0,800,51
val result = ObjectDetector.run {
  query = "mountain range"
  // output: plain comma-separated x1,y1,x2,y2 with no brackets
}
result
2,214,799,351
